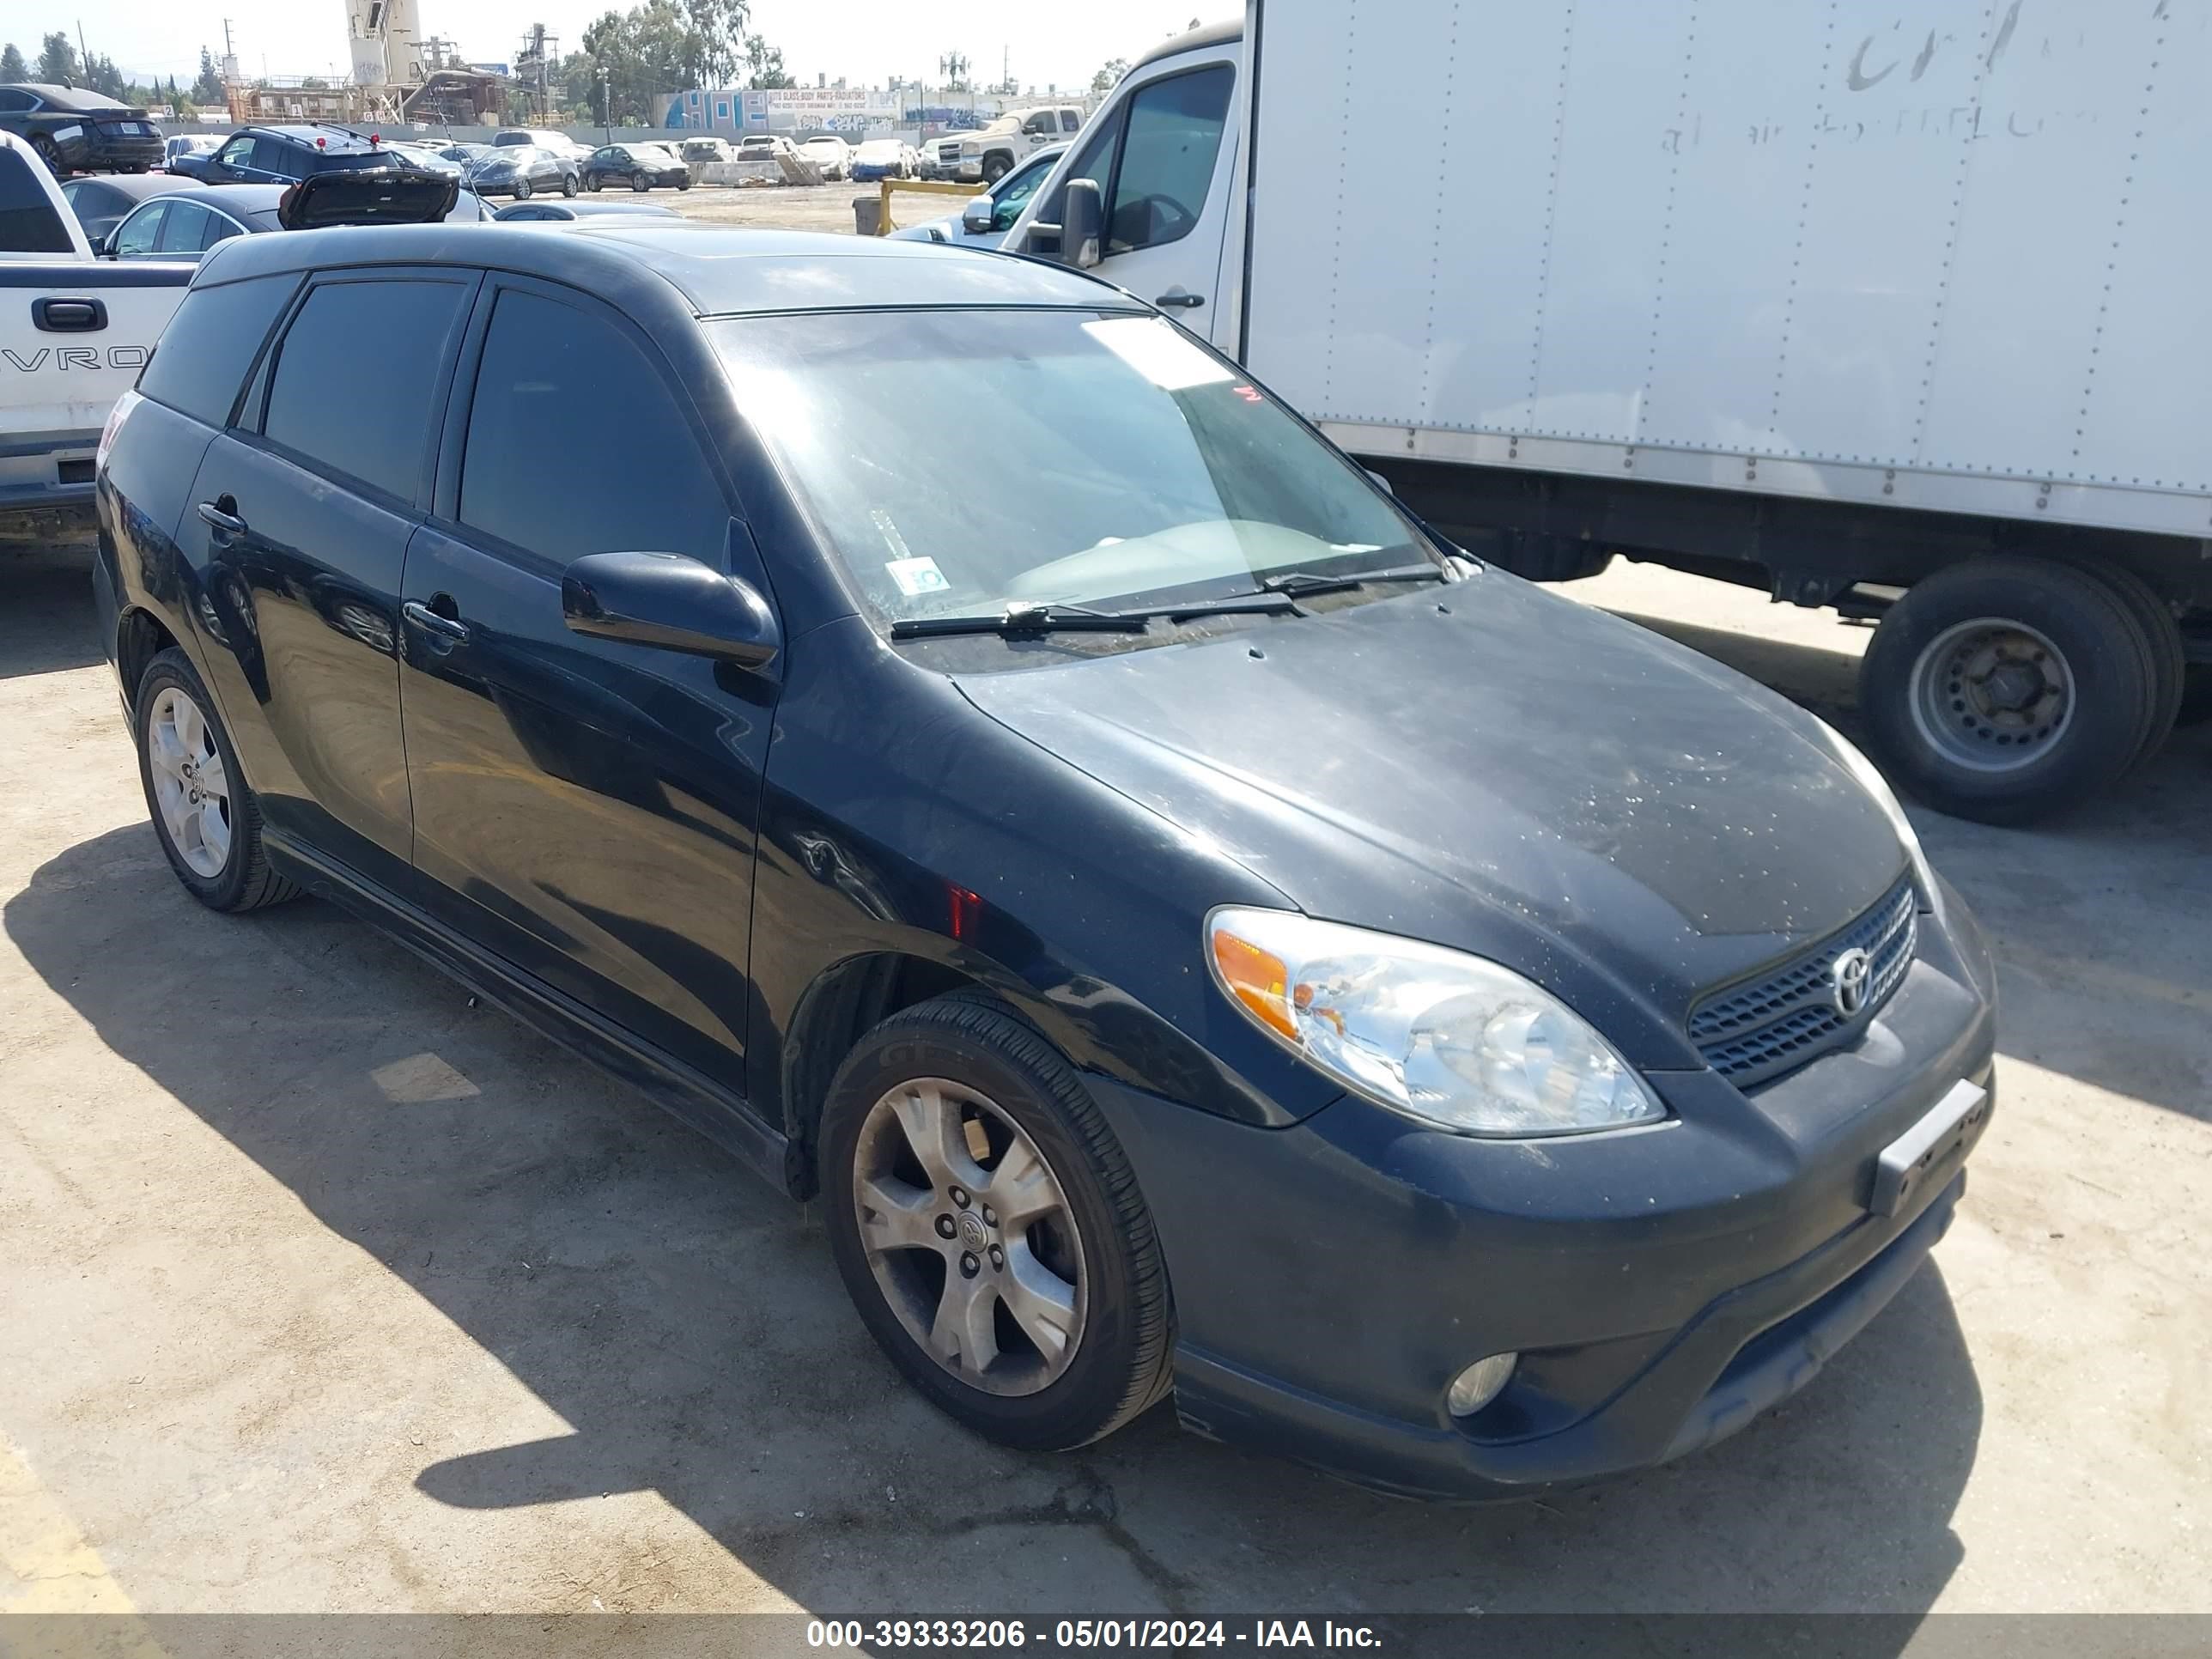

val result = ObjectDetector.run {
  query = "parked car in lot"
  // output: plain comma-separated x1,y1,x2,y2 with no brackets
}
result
94,222,1996,1500
171,125,436,187
581,143,690,192
798,136,852,179
889,143,1063,248
494,198,681,222
0,84,164,174
736,134,798,164
491,127,593,165
97,178,478,259
849,138,913,181
162,133,222,173
436,142,495,169
464,145,579,199
382,141,464,179
58,172,203,244
678,136,734,167
931,105,1082,184
0,148,455,544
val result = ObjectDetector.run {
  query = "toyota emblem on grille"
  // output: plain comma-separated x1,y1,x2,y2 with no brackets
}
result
1831,947,1873,1017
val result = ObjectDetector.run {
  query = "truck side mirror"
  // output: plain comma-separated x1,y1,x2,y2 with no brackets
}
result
1060,178,1103,270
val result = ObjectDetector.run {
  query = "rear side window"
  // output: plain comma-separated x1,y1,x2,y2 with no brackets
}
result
137,273,297,428
262,278,471,501
251,137,297,176
0,149,73,252
459,289,728,568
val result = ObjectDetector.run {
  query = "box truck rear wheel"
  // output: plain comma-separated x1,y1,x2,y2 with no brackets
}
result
1858,556,2155,825
2052,558,2185,772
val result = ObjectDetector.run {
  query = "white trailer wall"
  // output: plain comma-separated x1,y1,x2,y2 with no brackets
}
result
1244,0,2212,533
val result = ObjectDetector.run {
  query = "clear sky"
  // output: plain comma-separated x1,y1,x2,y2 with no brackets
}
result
8,1,1219,94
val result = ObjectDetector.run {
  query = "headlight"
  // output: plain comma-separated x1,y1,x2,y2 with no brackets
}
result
1813,719,1938,906
960,140,981,155
1206,909,1664,1138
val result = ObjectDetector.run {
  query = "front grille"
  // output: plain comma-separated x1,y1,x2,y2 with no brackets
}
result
1689,878,1918,1087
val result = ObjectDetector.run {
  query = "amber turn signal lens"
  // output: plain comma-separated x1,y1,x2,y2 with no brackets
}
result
1211,929,1298,1041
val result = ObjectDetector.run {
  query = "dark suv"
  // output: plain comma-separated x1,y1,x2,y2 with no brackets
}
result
94,224,1995,1501
0,83,163,173
171,125,427,186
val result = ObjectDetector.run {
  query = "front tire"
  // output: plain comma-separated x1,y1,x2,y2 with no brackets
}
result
135,648,297,913
1857,555,2155,824
981,154,1011,184
561,173,578,197
512,177,532,200
822,994,1176,1451
631,170,651,191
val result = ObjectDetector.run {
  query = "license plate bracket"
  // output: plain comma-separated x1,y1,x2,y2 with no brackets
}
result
1870,1078,1990,1217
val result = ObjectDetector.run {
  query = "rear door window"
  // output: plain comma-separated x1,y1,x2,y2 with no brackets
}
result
111,201,166,257
458,287,731,570
137,272,299,428
156,201,224,254
261,276,473,502
251,136,298,177
0,147,73,252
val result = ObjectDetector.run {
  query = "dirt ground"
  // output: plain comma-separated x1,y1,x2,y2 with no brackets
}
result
662,181,927,235
0,531,2205,1620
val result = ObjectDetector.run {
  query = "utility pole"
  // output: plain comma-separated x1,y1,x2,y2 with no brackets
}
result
76,21,88,83
599,64,611,143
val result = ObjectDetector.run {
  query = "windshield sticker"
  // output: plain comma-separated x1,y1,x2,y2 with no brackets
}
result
886,556,951,599
1081,318,1234,392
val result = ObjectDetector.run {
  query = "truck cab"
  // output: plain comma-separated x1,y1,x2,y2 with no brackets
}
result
933,102,1089,185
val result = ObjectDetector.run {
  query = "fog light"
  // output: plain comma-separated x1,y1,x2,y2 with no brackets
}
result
1447,1352,1518,1418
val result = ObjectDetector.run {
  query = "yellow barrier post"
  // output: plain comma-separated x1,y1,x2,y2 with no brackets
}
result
875,177,994,235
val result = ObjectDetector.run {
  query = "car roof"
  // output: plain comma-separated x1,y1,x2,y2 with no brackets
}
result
68,173,195,202
13,84,126,111
203,223,1147,318
1130,15,1242,73
252,123,380,150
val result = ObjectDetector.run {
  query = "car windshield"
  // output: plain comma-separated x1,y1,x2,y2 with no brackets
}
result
712,309,1436,637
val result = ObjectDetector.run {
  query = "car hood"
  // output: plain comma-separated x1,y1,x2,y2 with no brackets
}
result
954,572,1907,1051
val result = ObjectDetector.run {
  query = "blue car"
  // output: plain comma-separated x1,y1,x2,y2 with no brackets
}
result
849,138,914,182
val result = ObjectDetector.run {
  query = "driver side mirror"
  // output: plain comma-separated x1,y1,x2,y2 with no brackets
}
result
95,229,118,258
1060,177,1103,270
561,551,779,669
960,195,995,235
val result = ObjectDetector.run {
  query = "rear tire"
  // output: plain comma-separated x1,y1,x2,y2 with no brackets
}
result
586,172,602,191
134,648,298,914
2178,665,2212,730
1857,556,2155,825
2057,559,2185,773
677,175,691,190
821,993,1176,1452
31,135,63,174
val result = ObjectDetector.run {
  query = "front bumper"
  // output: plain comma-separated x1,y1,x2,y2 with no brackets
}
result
1091,884,1997,1500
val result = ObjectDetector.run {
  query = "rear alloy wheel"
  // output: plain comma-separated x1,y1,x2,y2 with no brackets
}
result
631,170,651,191
512,176,532,200
1858,555,2155,824
561,172,578,197
135,647,296,913
823,994,1175,1450
31,135,63,174
586,172,602,191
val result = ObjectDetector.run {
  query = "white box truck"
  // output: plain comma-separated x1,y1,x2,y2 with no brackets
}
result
1003,3,2212,824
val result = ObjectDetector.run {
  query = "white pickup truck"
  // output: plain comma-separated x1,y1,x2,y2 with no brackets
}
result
1004,7,2212,824
0,131,192,544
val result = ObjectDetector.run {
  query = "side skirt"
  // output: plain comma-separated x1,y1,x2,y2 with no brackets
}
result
264,830,799,1199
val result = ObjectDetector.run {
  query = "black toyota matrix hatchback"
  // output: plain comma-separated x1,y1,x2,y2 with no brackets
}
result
94,225,1996,1499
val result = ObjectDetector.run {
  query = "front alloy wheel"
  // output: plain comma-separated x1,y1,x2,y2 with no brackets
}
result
822,994,1175,1449
631,170,650,191
853,1077,1085,1394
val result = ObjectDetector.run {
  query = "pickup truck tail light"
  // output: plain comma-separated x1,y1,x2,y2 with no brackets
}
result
96,389,139,473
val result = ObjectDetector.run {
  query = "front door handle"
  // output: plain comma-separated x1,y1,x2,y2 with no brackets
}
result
403,599,470,643
1154,289,1206,309
196,499,246,537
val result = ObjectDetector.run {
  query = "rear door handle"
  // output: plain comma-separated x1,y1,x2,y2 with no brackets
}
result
403,599,470,643
196,500,246,537
1154,289,1206,309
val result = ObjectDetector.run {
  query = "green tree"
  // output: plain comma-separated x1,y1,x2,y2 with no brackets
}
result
0,44,27,82
36,32,76,84
1090,58,1128,93
84,54,127,98
684,0,749,87
191,46,225,105
744,35,792,89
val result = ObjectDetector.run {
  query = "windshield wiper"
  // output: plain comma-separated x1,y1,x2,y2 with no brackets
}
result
888,602,1150,640
1255,561,1451,601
